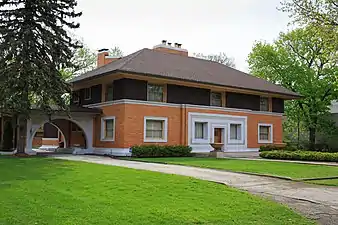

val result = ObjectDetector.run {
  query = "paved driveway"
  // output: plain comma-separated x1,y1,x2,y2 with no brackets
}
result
51,155,338,225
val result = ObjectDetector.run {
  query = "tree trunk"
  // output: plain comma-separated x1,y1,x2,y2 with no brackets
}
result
309,127,316,151
16,117,27,154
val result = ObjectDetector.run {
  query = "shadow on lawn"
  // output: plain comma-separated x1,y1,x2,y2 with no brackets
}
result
0,156,76,183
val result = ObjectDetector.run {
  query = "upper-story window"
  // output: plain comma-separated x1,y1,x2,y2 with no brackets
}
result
260,97,269,111
84,87,91,100
211,92,222,107
72,92,79,104
106,83,113,101
147,83,164,102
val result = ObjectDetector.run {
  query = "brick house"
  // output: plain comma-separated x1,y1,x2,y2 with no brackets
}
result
65,41,299,156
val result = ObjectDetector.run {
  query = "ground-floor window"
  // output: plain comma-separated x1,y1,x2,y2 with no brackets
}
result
144,117,168,142
258,123,273,143
194,122,208,140
229,124,241,140
101,116,115,141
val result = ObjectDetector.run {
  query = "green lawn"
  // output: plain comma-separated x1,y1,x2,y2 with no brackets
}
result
130,157,338,181
307,179,338,186
0,157,314,225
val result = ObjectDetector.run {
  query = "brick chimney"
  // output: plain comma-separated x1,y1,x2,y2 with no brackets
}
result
153,40,188,56
97,49,120,67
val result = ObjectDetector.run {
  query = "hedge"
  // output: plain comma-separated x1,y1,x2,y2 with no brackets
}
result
259,145,298,152
131,145,192,158
260,151,338,162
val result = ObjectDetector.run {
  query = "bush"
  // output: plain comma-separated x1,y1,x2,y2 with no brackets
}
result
260,151,338,162
259,145,286,152
131,145,192,158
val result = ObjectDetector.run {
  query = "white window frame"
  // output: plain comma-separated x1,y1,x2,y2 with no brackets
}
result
258,123,273,144
143,116,168,143
227,121,245,144
84,88,91,100
100,116,116,142
192,120,210,144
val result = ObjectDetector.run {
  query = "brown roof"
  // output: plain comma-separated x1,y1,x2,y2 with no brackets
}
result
69,48,300,98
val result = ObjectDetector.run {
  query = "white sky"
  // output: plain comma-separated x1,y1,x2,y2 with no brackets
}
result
75,0,291,72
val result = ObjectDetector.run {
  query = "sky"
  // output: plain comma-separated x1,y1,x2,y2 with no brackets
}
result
75,0,292,73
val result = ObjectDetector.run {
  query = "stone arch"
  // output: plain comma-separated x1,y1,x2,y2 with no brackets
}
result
26,115,93,154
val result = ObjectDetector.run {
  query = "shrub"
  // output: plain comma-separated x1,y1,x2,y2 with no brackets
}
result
259,145,286,152
131,145,192,158
260,151,338,162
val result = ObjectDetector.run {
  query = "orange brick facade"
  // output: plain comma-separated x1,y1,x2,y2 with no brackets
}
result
92,102,283,150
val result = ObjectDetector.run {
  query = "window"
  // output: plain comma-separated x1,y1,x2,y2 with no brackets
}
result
73,92,79,103
144,117,168,142
230,124,241,140
106,83,113,101
258,124,273,143
211,92,222,107
260,97,269,111
101,117,115,141
71,124,82,132
84,88,91,100
147,84,164,102
195,122,208,139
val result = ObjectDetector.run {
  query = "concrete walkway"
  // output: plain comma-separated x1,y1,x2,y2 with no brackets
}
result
51,155,338,225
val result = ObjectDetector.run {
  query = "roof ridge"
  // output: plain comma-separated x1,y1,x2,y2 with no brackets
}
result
119,48,146,69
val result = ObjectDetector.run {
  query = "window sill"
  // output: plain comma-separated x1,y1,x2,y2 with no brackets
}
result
100,138,115,142
228,139,244,144
258,140,273,144
192,139,210,144
144,138,167,143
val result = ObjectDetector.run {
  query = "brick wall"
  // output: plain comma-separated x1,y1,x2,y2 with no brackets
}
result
93,103,283,149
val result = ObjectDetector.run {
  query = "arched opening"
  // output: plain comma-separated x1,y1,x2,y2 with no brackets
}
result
31,119,87,153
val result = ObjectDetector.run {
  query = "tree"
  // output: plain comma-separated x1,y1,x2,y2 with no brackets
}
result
2,120,13,150
110,46,124,58
61,45,96,80
280,0,338,26
0,0,82,153
248,25,338,149
194,52,235,68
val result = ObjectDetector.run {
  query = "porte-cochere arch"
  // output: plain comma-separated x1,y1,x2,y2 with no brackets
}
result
25,107,101,155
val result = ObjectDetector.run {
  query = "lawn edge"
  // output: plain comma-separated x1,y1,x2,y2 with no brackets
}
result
120,157,338,182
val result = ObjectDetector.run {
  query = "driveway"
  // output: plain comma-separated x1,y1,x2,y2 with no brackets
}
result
51,155,338,225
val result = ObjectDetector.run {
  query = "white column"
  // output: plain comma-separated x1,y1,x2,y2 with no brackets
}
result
25,119,37,155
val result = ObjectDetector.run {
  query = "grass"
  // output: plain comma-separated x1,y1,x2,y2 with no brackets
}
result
0,156,314,225
129,157,338,182
307,179,338,186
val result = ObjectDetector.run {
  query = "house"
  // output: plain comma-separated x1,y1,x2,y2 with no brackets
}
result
3,41,300,155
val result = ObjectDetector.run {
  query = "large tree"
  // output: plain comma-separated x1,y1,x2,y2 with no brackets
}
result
248,25,338,149
281,0,338,26
0,0,82,153
194,52,235,68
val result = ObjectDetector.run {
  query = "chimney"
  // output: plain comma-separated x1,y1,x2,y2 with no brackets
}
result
97,48,120,67
153,40,188,56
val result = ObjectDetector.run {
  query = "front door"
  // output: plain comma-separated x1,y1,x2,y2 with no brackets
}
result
214,128,223,143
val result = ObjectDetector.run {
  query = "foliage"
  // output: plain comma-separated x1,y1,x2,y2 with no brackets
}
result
2,121,13,150
248,25,338,149
194,52,235,68
0,0,82,116
260,151,338,162
61,45,96,80
131,145,192,158
280,0,338,27
259,145,295,152
0,158,313,225
133,157,338,180
109,46,124,58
